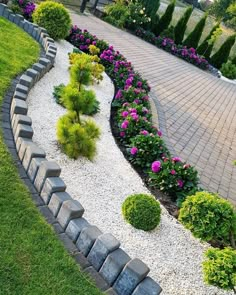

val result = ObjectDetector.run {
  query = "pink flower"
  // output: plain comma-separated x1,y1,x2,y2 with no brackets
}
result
140,130,149,135
183,164,190,169
122,102,130,107
120,131,125,137
151,161,161,173
115,90,122,99
134,99,140,104
130,147,138,155
177,179,184,188
121,120,129,129
137,81,142,87
170,170,176,175
172,157,181,162
157,130,162,137
131,113,139,121
129,108,137,113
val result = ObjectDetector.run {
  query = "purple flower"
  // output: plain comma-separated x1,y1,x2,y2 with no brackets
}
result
86,39,91,44
157,130,162,137
137,81,142,87
120,131,125,137
122,102,129,107
121,120,129,129
177,179,184,188
115,90,122,99
151,161,161,173
131,113,139,121
134,99,140,104
130,147,138,155
121,111,129,117
170,170,176,175
92,41,97,45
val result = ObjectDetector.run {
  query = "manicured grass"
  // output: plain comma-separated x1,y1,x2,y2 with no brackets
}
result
0,17,102,295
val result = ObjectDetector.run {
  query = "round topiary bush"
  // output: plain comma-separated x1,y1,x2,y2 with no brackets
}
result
32,1,71,40
122,194,161,231
179,191,236,245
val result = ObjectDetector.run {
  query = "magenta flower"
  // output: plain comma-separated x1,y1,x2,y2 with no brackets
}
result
115,90,122,99
170,170,176,175
137,81,142,87
130,147,138,155
134,99,140,104
151,161,161,173
131,113,139,121
120,131,125,137
140,130,149,135
157,130,162,137
183,164,190,169
122,102,129,107
122,111,129,117
121,120,129,129
172,157,181,162
177,179,184,188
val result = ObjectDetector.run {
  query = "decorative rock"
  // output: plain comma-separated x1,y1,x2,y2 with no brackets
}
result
113,259,150,295
57,199,84,229
18,139,34,161
87,233,120,271
22,144,46,171
105,288,118,295
83,266,110,292
76,225,102,257
15,83,29,95
16,136,31,152
34,161,61,193
27,157,47,182
13,91,27,101
99,248,131,286
14,124,33,142
26,68,39,84
8,13,15,22
132,277,162,295
65,217,90,242
32,63,46,78
46,52,56,63
19,74,33,88
12,114,32,134
10,98,27,119
40,177,66,204
3,8,10,19
23,20,30,32
38,57,51,69
48,191,72,217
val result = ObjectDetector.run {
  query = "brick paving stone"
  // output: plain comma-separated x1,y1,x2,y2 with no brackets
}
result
70,13,236,206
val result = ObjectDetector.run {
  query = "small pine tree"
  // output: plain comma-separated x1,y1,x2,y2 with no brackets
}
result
232,54,236,65
183,14,208,48
141,0,160,19
211,34,236,69
153,0,176,36
174,6,193,45
197,23,220,58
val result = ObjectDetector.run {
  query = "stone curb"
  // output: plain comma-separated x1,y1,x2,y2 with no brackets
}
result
0,5,162,295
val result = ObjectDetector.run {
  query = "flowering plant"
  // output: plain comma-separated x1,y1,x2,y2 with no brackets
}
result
125,1,151,30
149,157,199,204
12,0,35,20
128,133,169,169
113,87,150,108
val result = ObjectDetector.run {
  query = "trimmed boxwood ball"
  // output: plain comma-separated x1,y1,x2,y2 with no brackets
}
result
122,194,161,231
33,1,71,40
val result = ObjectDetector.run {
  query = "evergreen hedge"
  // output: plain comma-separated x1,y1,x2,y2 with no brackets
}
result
211,34,236,69
183,14,207,49
174,6,193,45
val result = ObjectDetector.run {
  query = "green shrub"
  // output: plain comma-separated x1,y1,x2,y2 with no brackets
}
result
232,55,236,65
197,23,220,58
174,6,193,45
220,61,236,79
179,191,236,246
128,133,170,169
122,194,161,231
125,1,151,31
211,34,236,69
203,248,236,292
53,83,65,105
153,0,176,36
183,14,207,49
57,112,100,160
140,0,160,19
33,1,71,40
160,25,175,39
104,1,129,29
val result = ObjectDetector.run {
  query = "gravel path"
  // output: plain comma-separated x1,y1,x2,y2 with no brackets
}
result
28,40,233,295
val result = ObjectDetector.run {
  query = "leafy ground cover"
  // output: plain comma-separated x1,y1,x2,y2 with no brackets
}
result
0,17,102,295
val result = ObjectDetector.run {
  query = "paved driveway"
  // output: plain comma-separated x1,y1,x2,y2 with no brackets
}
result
71,12,236,205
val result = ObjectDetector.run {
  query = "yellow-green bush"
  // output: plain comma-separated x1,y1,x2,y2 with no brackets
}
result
33,1,71,40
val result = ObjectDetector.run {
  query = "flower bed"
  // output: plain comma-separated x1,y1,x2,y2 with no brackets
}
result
135,27,209,70
67,25,199,208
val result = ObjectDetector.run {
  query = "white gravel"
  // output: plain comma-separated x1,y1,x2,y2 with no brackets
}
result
28,40,233,295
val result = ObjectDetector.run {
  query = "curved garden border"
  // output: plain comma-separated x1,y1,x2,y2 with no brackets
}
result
0,4,162,295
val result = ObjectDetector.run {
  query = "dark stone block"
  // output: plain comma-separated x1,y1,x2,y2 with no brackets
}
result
73,251,91,269
38,205,57,225
23,178,38,194
52,222,64,234
83,266,109,291
58,233,78,255
31,193,44,207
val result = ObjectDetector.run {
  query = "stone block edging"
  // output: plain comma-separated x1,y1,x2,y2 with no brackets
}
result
0,4,162,294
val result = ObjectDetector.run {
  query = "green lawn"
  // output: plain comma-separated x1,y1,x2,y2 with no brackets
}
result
0,17,102,295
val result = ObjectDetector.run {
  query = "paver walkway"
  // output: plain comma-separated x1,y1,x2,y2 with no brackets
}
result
71,12,236,205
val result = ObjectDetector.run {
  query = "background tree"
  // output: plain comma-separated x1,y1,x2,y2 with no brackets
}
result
153,0,176,36
174,6,193,44
141,0,160,19
208,0,233,20
211,34,236,68
197,23,221,58
226,3,236,30
183,14,207,48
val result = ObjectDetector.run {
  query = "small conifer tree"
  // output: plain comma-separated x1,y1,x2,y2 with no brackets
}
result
174,6,193,45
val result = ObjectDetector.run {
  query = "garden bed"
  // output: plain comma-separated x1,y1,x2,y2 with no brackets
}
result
27,39,233,295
